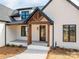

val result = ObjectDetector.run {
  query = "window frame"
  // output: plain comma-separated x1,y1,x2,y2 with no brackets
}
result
63,24,76,42
21,11,29,20
21,26,26,36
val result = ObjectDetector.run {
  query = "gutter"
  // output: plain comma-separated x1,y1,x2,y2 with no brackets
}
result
0,20,10,23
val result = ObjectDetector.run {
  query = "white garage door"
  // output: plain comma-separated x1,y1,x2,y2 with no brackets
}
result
0,22,5,47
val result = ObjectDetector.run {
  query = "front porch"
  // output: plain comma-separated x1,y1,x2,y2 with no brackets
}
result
6,25,28,47
6,24,48,47
6,8,54,47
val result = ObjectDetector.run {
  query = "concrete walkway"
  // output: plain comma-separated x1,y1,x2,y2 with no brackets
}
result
7,45,49,59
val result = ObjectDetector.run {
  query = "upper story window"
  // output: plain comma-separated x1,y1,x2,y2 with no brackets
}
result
21,11,29,20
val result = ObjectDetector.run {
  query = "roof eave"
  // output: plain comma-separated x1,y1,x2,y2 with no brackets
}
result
67,0,79,10
0,20,10,23
17,7,33,11
41,0,53,11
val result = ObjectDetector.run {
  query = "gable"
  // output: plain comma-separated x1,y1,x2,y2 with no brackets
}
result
28,10,49,23
43,0,79,23
25,8,53,25
41,17,48,21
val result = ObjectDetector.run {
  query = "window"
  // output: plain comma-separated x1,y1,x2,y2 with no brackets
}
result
21,26,26,36
63,25,76,42
21,11,29,20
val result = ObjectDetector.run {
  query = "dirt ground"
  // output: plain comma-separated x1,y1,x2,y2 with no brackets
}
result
0,46,26,59
1,46,79,59
47,48,79,59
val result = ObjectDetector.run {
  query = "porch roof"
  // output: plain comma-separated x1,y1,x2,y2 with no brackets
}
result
6,20,26,25
24,8,54,25
6,23,27,25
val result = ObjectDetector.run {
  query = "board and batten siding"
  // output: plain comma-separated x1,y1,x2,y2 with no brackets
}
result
43,0,79,49
0,22,6,47
49,25,53,47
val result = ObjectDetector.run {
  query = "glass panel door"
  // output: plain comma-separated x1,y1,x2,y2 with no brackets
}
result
40,25,46,41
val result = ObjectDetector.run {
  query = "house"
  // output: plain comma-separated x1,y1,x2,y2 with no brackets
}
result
0,0,79,49
0,4,13,47
43,0,79,49
5,6,53,47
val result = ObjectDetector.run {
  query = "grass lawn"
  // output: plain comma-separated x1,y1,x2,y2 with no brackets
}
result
0,46,26,59
47,48,79,59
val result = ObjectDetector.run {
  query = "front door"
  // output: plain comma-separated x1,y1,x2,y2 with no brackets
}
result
40,25,46,41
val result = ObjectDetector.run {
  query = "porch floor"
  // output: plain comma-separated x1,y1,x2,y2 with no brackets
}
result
7,40,48,47
7,40,27,47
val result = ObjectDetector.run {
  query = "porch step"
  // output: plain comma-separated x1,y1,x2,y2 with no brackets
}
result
28,45,49,51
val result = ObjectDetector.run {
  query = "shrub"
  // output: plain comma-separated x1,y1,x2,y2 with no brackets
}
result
11,44,15,47
18,45,23,48
6,44,10,47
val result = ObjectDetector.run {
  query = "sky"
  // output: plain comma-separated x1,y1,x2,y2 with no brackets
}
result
71,0,79,6
0,0,49,9
0,0,79,10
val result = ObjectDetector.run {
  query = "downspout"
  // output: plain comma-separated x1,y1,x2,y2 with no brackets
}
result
5,24,6,46
52,22,54,48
